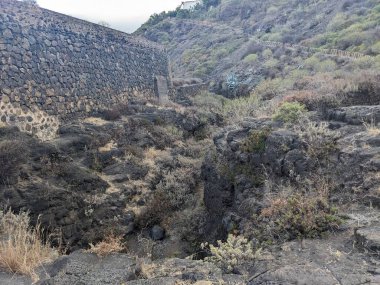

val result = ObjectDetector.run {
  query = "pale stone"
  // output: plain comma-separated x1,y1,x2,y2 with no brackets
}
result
2,95,10,103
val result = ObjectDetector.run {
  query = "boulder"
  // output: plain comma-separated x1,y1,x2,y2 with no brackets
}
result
150,225,165,241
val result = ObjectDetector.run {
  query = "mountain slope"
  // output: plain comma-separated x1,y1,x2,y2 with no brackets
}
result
136,0,380,97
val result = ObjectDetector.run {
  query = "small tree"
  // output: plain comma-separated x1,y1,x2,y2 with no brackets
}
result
203,0,221,9
98,21,110,28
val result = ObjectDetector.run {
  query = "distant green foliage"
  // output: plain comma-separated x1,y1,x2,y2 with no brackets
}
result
203,0,221,9
262,49,273,59
243,53,258,63
311,2,380,53
263,58,279,69
273,102,307,123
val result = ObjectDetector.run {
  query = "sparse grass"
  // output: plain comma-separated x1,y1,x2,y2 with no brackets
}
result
221,94,261,124
165,125,184,138
138,162,200,228
0,210,58,281
363,117,380,136
87,235,125,257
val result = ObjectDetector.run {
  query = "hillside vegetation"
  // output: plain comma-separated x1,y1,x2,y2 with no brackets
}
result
1,0,380,283
136,0,380,97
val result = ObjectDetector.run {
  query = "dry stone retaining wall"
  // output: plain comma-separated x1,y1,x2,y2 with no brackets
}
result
0,0,171,139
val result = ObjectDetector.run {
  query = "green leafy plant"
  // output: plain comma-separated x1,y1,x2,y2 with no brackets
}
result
202,234,260,273
273,102,307,123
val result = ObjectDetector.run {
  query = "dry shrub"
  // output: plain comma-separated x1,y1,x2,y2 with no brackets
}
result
0,210,58,281
257,193,341,242
251,175,341,246
283,90,340,111
293,117,339,159
287,72,380,111
138,165,200,228
87,235,125,256
363,117,380,136
101,108,122,121
293,73,358,95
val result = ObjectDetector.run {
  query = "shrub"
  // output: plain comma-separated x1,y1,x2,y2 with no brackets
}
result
262,49,273,59
272,102,307,123
293,118,339,159
102,108,122,121
263,58,279,69
0,210,58,281
0,140,26,184
243,53,258,63
256,194,341,243
87,235,125,256
254,78,291,100
221,94,259,124
202,234,260,273
138,166,199,228
240,128,271,153
192,92,226,114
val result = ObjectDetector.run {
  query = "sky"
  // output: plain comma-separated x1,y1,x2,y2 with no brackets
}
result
36,0,184,33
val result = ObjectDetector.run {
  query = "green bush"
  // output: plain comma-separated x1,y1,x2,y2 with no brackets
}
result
202,234,260,273
273,102,307,123
243,53,258,63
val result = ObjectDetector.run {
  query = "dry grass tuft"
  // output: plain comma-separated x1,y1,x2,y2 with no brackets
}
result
0,210,58,281
87,235,125,257
363,118,380,136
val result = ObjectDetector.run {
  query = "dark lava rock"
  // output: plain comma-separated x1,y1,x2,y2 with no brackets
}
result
355,225,380,255
150,225,165,241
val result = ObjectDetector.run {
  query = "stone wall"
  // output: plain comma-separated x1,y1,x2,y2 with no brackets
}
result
0,0,170,138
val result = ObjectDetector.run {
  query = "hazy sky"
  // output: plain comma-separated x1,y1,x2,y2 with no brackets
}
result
36,0,183,33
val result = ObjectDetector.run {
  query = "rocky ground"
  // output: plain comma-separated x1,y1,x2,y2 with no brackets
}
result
0,94,380,284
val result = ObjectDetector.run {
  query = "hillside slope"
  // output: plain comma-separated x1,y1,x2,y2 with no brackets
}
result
136,0,380,97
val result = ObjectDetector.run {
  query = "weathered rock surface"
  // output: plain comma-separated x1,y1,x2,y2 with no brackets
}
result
0,127,132,250
355,225,380,255
37,252,136,285
31,252,245,285
327,105,380,125
250,229,380,285
202,111,380,243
